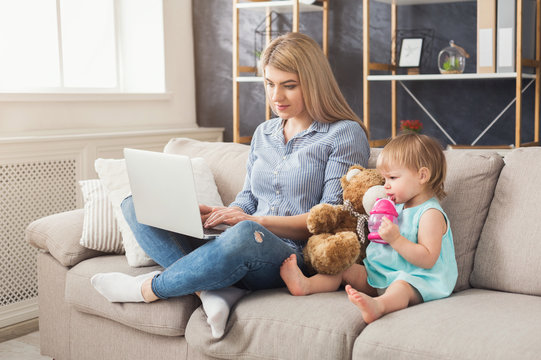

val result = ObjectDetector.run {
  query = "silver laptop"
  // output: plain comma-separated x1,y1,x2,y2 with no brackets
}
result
124,148,227,240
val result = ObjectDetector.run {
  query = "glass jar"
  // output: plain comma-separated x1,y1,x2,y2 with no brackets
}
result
438,40,468,74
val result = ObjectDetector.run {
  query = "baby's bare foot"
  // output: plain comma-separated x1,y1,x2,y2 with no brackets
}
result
280,254,310,296
345,284,384,324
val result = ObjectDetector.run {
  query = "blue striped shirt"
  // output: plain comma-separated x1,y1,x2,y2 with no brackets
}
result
229,118,370,250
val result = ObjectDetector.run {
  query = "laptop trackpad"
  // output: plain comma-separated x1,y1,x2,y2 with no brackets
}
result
203,224,230,238
211,224,230,231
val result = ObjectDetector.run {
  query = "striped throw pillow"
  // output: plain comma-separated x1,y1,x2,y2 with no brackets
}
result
79,179,124,253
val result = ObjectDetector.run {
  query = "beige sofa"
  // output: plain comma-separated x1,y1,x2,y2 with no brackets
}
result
27,138,541,360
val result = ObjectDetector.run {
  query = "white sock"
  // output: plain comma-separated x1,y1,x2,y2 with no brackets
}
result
199,287,248,338
90,271,161,303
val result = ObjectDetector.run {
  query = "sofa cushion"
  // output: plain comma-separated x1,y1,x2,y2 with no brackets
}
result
367,147,382,168
440,151,504,291
164,138,250,206
65,255,200,337
471,148,541,295
79,179,124,254
353,288,541,359
26,209,103,267
94,158,156,267
185,289,366,360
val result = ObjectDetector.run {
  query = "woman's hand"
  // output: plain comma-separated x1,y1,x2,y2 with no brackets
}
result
201,205,255,228
378,216,401,244
200,205,310,241
199,204,225,224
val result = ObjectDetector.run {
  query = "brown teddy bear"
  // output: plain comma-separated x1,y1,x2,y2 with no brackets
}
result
303,165,385,275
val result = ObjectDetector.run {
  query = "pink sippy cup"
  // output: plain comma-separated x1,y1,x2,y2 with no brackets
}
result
367,198,399,244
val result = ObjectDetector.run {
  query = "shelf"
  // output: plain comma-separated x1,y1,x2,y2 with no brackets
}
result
363,0,540,147
375,0,472,5
367,72,537,81
236,76,264,82
236,1,324,13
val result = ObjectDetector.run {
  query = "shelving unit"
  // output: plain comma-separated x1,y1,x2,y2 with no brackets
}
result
363,0,541,147
367,72,537,81
233,0,328,143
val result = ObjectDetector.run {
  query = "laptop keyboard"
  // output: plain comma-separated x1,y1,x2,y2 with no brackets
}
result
203,227,226,236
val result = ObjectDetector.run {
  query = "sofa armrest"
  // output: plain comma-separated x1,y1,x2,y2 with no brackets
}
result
26,209,104,267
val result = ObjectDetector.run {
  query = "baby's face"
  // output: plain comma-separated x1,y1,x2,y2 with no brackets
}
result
379,165,423,206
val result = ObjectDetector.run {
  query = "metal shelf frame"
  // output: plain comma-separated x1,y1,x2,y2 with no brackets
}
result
362,0,541,147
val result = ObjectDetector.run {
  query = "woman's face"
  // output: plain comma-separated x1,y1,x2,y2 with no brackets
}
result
264,65,309,123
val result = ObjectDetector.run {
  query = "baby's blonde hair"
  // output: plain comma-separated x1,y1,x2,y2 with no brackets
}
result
377,133,447,199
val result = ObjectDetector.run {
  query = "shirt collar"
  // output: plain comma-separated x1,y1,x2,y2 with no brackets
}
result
263,118,330,136
308,120,330,133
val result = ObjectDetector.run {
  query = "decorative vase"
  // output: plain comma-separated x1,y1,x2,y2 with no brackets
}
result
438,40,469,74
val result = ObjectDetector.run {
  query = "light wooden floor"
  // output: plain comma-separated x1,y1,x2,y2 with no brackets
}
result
0,331,51,360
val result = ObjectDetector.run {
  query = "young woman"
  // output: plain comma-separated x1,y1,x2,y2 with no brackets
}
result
91,32,370,338
280,133,458,324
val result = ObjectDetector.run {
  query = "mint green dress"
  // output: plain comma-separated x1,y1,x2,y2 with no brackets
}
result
363,197,458,302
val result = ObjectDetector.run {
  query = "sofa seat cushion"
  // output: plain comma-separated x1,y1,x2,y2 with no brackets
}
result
353,289,541,359
65,255,201,337
186,289,367,360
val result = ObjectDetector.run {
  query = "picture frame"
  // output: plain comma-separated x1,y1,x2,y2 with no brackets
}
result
398,37,424,68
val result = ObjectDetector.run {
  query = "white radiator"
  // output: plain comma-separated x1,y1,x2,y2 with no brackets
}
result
0,158,78,327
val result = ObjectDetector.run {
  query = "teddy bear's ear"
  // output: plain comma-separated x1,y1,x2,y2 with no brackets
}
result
346,168,361,181
349,165,365,172
341,165,364,188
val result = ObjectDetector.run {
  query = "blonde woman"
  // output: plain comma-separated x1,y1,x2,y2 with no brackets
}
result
91,32,369,338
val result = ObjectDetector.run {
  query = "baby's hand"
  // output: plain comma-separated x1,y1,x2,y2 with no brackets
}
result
378,217,400,244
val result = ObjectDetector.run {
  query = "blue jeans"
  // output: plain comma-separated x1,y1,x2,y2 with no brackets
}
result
121,196,305,299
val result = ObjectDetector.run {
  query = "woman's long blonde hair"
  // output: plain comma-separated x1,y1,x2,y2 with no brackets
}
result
260,32,366,132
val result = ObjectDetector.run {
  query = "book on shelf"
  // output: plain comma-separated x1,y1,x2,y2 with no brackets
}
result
496,0,537,74
477,0,497,73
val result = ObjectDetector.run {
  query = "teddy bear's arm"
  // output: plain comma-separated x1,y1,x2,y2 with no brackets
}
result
306,203,341,234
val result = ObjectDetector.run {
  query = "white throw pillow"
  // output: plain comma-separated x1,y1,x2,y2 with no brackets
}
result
94,156,223,267
79,179,124,254
190,157,225,207
94,158,153,267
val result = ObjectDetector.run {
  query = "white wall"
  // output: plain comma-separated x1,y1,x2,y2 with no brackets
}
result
0,0,200,137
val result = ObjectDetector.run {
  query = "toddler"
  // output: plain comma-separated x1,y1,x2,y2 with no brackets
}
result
280,132,458,323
